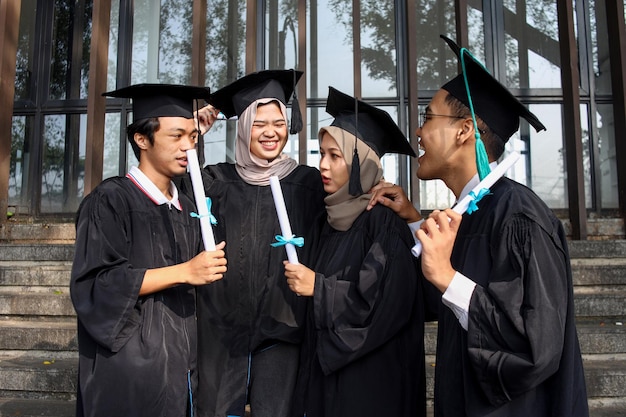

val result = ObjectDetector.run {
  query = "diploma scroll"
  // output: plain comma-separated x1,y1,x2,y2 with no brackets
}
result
411,151,521,257
269,175,300,264
186,149,216,251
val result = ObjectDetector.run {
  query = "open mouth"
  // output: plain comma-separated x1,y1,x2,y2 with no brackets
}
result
260,140,279,150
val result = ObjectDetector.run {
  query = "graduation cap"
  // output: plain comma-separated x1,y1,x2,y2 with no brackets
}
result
102,83,211,120
209,69,304,134
440,35,546,179
325,86,416,195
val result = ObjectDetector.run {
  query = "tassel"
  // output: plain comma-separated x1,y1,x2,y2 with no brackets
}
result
290,95,303,134
475,134,491,180
349,148,363,196
289,69,303,134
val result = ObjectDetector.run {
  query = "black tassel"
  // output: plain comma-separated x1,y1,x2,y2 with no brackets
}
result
349,147,363,196
289,69,303,134
290,94,303,134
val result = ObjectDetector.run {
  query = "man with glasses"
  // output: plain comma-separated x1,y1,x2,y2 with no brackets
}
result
368,36,589,417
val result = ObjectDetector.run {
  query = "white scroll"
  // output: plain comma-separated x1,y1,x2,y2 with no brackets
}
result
269,175,300,264
186,148,216,251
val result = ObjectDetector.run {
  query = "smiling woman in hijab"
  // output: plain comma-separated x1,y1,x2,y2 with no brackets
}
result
283,87,426,417
179,70,326,417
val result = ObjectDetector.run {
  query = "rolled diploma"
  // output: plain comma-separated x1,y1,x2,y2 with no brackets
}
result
186,148,216,251
269,175,299,264
411,151,521,257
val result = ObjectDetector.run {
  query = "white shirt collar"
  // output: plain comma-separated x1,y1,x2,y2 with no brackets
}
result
126,166,182,211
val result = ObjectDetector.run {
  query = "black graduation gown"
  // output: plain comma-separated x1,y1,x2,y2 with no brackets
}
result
293,204,426,417
184,164,326,417
70,177,202,417
432,177,589,417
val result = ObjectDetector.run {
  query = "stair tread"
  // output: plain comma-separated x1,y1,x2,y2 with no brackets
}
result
0,398,75,417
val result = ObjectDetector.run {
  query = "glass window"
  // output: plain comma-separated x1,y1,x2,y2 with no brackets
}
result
206,0,247,88
307,0,354,98
131,0,193,84
103,113,122,180
414,1,457,91
203,119,237,165
49,0,92,100
596,104,619,209
107,0,120,93
580,104,593,209
40,114,86,213
8,116,32,215
502,0,561,89
265,0,298,70
359,2,397,97
527,103,566,208
14,0,37,101
589,0,612,95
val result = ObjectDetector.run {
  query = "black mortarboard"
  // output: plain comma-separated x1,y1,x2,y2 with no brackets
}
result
325,86,416,195
440,35,546,141
209,69,304,134
102,83,211,120
326,87,416,158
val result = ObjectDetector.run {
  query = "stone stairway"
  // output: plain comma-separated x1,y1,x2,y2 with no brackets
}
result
0,223,624,416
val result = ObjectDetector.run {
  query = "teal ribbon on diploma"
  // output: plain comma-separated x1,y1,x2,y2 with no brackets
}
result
466,188,491,214
271,234,304,248
190,197,218,225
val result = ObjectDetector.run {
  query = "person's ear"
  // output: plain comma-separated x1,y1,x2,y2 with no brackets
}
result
457,118,475,144
134,133,149,151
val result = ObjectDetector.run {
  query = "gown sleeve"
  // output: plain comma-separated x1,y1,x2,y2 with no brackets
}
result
70,187,146,353
466,213,570,406
313,214,419,375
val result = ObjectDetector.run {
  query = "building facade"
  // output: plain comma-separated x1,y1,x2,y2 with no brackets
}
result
1,0,625,239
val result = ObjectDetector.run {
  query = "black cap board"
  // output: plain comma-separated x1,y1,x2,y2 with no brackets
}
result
326,86,416,158
209,69,304,134
324,86,415,196
102,83,211,120
440,35,546,141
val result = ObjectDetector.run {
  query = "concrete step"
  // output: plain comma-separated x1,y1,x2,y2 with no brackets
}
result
0,244,74,262
568,240,626,258
577,318,626,354
0,355,77,400
0,398,75,417
583,356,626,398
574,287,626,317
0,222,75,244
0,261,72,287
0,292,74,317
588,398,626,417
572,258,626,286
0,318,77,352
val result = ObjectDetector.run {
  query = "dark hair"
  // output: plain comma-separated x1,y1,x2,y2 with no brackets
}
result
444,93,505,161
126,118,161,161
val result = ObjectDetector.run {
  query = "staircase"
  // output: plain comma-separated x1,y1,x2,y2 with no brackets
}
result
0,223,76,416
0,222,624,416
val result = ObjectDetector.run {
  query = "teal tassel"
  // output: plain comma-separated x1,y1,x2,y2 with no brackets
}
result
475,134,491,180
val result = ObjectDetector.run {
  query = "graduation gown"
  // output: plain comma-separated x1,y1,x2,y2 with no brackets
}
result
70,177,202,417
294,204,426,417
432,177,589,417
183,164,326,417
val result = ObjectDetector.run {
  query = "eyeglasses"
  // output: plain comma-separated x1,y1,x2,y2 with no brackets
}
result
418,112,466,128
